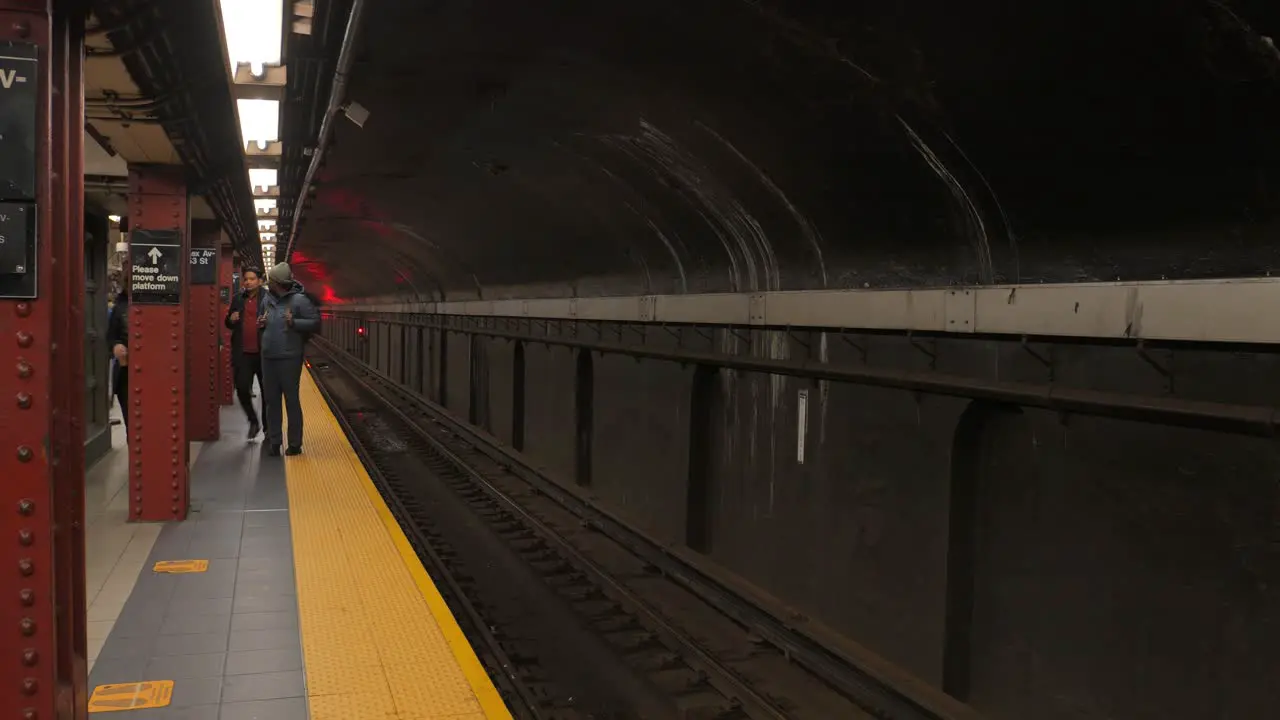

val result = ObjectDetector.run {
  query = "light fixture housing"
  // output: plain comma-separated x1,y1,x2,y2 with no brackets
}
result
342,100,370,128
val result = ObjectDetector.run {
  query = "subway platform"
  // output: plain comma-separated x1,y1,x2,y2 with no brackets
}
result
82,375,511,719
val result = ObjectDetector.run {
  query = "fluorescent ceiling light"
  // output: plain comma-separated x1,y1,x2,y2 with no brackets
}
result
238,99,279,149
254,199,277,214
258,220,276,231
249,168,278,193
108,214,121,223
219,0,282,76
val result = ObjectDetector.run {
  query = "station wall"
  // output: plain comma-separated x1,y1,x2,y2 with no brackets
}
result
337,317,1280,720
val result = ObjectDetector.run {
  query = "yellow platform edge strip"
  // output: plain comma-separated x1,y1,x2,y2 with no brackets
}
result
290,369,513,720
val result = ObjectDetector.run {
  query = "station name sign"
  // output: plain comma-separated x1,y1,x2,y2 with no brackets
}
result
190,248,217,285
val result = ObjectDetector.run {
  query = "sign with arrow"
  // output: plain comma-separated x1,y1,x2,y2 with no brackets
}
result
129,229,182,305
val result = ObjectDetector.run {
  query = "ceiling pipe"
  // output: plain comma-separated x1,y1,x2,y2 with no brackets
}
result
284,0,367,262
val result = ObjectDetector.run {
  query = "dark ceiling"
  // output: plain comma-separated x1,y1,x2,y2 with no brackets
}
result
285,0,1280,302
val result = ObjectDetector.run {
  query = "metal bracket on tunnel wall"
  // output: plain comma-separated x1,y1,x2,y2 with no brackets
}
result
1021,335,1055,382
1136,340,1175,394
907,330,938,369
749,293,766,324
840,333,869,363
638,295,655,322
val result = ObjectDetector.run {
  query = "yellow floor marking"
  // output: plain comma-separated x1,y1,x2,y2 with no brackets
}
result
283,369,513,719
152,559,208,574
87,681,174,713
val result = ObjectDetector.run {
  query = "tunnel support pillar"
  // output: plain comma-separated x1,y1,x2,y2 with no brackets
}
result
219,246,234,405
0,0,90,716
126,165,191,522
186,219,221,440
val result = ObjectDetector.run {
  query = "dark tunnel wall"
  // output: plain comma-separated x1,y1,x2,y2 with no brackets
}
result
345,319,1280,720
289,0,1280,301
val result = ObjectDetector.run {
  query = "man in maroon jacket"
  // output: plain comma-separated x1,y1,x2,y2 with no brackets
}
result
224,266,268,439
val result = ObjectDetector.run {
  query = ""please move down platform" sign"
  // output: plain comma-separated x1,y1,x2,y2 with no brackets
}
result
129,229,182,305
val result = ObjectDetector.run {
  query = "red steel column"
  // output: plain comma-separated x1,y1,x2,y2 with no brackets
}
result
0,1,89,717
127,166,190,522
219,246,234,405
186,220,220,440
51,2,87,715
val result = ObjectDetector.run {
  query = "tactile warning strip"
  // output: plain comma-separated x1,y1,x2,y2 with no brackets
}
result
284,369,512,720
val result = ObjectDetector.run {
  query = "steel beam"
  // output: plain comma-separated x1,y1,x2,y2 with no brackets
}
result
186,219,220,440
51,4,88,715
339,313,1280,438
126,165,190,522
345,276,1280,346
0,1,89,716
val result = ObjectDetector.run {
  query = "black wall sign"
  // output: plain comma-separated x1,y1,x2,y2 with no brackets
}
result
190,248,217,285
0,42,38,201
0,202,35,299
130,229,182,305
0,42,39,300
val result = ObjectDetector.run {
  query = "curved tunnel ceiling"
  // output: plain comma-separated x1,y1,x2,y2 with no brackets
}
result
289,0,1280,302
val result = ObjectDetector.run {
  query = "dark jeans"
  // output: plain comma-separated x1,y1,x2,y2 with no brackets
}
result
262,356,304,448
114,365,128,435
234,352,265,427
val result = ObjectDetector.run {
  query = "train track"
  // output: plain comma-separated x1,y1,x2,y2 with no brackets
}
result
306,337,971,720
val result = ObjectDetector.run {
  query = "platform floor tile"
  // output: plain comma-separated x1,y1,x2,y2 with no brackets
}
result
283,369,511,719
85,410,215,670
87,406,309,719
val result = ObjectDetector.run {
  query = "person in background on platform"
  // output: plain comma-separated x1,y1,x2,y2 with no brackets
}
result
226,265,269,440
106,284,130,436
259,262,319,456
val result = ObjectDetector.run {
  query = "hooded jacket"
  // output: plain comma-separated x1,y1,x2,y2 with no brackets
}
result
260,280,320,360
224,285,267,360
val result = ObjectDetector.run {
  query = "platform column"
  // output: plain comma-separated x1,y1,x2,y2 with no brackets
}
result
127,165,191,522
219,245,234,405
187,219,220,440
0,1,89,717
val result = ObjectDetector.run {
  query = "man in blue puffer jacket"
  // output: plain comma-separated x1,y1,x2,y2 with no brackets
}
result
258,262,320,456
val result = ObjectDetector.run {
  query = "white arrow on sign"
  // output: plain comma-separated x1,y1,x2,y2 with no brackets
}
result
147,247,162,265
